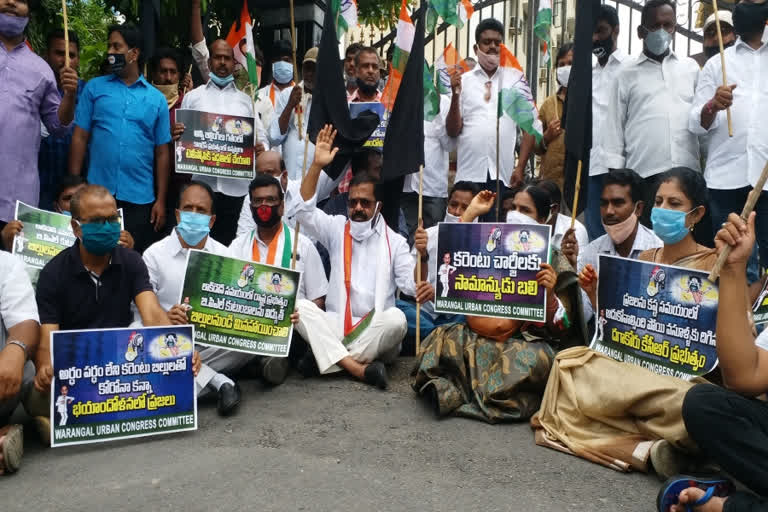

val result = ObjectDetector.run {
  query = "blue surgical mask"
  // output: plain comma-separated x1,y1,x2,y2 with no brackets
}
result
209,73,235,88
79,221,121,255
60,210,72,217
651,207,695,245
272,61,294,85
644,28,672,57
176,211,211,246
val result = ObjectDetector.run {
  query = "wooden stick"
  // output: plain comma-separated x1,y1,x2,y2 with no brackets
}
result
495,104,501,222
711,0,733,138
62,0,70,68
183,63,193,95
570,160,583,229
415,165,424,357
289,0,303,140
708,160,768,282
291,136,311,269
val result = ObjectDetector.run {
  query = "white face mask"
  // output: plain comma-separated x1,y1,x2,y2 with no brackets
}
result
556,65,571,87
444,210,461,223
506,210,538,225
349,203,381,241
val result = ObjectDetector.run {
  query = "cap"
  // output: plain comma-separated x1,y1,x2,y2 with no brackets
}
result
703,10,733,32
303,47,318,63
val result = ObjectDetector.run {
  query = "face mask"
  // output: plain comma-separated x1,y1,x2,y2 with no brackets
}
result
210,73,235,88
252,204,281,228
506,210,538,225
272,61,294,85
176,211,211,246
444,210,461,223
0,12,28,37
592,37,613,59
733,2,768,37
349,218,376,241
355,77,379,97
79,221,121,256
602,209,638,245
154,82,180,109
651,207,696,245
476,49,500,71
644,28,672,57
556,65,571,87
108,53,127,75
60,210,72,217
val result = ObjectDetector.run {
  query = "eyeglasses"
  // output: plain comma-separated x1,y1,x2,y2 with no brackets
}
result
348,198,374,209
79,214,120,225
251,197,281,207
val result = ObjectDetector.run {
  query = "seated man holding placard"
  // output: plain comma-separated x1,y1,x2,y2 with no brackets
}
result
0,251,41,475
286,125,434,390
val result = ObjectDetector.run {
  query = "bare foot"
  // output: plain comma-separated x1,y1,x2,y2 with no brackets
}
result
670,488,726,512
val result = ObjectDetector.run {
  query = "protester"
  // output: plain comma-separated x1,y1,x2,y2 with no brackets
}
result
397,181,478,347
412,188,565,422
530,180,588,267
446,18,535,220
585,5,629,240
255,40,294,136
692,10,736,67
228,173,328,386
535,43,573,190
690,3,768,282
349,46,382,103
1,0,78,230
69,24,170,253
287,125,433,389
236,151,290,237
0,251,41,474
38,29,86,212
269,48,317,181
343,42,363,97
34,184,201,394
604,0,701,226
659,210,768,512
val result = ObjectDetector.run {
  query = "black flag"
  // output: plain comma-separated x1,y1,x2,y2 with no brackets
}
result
140,0,160,63
307,5,379,180
562,0,599,215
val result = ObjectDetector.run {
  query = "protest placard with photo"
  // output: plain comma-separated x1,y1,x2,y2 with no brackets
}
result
349,102,388,148
592,254,719,380
433,222,551,321
174,109,255,180
50,326,196,447
179,250,299,357
752,278,768,325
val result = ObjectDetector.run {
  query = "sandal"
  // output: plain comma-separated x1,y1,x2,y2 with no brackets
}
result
657,474,734,512
0,424,24,475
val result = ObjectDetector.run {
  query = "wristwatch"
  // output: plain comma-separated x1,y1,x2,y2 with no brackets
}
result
6,340,29,361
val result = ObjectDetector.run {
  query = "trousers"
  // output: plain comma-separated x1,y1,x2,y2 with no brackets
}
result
195,347,254,395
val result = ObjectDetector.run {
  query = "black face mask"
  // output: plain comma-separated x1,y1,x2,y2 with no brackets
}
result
592,37,613,59
703,40,734,59
252,205,281,228
355,77,379,97
108,53,127,75
733,2,768,38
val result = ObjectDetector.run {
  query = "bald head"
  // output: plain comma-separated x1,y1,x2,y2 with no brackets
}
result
209,39,235,79
70,185,117,222
256,151,287,190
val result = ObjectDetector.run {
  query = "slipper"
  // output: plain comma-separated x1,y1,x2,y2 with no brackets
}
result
0,424,24,474
657,474,735,512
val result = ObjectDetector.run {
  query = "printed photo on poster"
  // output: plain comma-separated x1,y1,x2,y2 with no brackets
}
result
349,102,388,148
50,326,197,447
752,278,768,325
591,254,719,380
433,222,551,321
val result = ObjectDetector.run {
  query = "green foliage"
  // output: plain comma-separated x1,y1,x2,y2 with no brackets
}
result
357,0,408,29
27,0,116,80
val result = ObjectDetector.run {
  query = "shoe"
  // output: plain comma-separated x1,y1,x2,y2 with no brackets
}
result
260,357,290,386
0,424,24,474
650,440,688,480
656,475,734,512
363,361,388,390
33,416,50,447
296,352,320,378
217,382,241,417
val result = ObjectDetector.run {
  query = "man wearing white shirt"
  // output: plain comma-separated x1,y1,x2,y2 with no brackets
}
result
288,125,434,389
585,4,630,240
446,18,535,219
254,40,294,143
179,40,268,246
143,181,241,416
402,95,454,236
690,0,768,279
269,48,317,181
236,151,291,237
603,0,700,226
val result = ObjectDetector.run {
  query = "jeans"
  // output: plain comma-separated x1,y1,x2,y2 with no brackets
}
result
117,200,158,254
585,174,605,241
682,384,768,510
396,299,464,341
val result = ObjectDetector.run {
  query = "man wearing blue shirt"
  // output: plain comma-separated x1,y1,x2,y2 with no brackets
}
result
69,24,171,253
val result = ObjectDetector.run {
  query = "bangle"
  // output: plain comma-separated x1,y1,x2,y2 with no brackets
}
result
6,340,28,361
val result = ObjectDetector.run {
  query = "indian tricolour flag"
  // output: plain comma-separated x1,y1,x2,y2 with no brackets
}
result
332,0,358,39
381,0,414,112
458,0,475,26
435,43,471,94
497,44,543,143
225,0,259,87
534,0,552,63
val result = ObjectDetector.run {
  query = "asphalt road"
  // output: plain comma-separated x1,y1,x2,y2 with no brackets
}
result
3,358,660,511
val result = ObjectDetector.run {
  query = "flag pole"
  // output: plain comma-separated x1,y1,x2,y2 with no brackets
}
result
183,63,193,95
415,164,424,356
708,160,768,281
711,0,733,137
289,0,303,140
570,160,582,229
291,136,311,269
61,0,70,68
